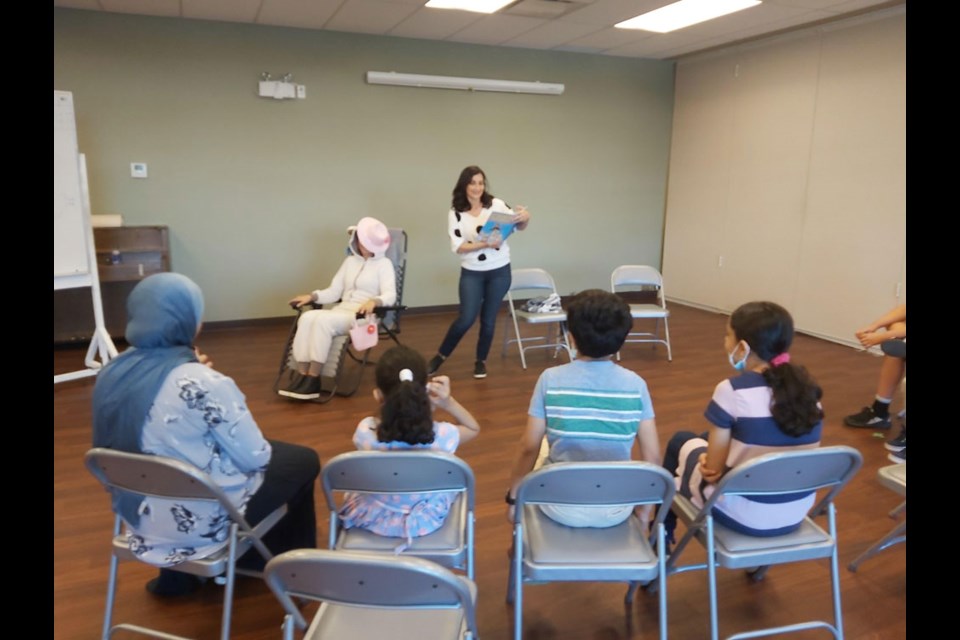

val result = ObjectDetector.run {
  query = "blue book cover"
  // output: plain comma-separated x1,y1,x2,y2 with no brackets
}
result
479,210,517,243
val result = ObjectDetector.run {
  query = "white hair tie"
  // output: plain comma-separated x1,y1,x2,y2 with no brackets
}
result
398,368,414,382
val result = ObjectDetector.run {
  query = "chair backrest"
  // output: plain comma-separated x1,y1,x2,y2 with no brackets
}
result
266,548,474,608
382,228,408,332
514,461,676,527
265,549,478,633
510,268,559,295
707,446,863,515
86,447,238,508
611,265,664,290
322,450,475,510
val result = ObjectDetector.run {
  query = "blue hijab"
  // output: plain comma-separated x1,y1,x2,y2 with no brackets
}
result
91,273,204,525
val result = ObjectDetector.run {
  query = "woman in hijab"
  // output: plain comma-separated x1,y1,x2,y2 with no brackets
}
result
92,273,319,596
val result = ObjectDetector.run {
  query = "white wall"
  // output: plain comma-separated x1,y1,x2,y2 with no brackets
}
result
661,9,905,346
54,8,675,323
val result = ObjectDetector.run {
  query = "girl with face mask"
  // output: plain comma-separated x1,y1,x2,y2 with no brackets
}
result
660,301,824,543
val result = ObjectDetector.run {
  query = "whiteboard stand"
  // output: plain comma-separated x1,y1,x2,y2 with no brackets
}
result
54,153,118,384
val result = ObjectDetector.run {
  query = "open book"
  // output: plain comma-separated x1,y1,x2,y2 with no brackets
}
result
479,210,518,244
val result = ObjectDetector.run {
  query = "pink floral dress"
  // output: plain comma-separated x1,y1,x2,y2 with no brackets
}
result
338,417,461,548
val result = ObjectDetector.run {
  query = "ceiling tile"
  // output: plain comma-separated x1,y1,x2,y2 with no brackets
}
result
447,13,546,45
182,0,262,22
564,25,649,49
325,0,420,34
503,18,601,48
389,7,484,39
97,0,181,17
55,0,107,10
257,0,343,29
561,0,672,26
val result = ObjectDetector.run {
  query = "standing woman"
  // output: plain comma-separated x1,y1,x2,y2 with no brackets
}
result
427,166,531,379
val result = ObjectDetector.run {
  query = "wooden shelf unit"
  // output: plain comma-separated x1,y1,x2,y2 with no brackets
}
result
54,225,170,344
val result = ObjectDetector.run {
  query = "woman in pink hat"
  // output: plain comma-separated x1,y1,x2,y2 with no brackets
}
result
280,217,397,400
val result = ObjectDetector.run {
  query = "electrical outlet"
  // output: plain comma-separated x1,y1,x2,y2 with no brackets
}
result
296,84,306,99
131,162,148,179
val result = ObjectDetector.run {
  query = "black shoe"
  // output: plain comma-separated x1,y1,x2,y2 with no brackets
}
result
427,355,445,376
146,570,204,597
884,424,906,452
843,406,891,429
473,360,487,379
887,448,905,464
277,371,304,398
279,374,321,400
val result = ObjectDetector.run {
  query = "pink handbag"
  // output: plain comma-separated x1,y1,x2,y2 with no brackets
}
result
349,316,379,351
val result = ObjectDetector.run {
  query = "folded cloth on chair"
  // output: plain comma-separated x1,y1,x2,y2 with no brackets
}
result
522,293,562,313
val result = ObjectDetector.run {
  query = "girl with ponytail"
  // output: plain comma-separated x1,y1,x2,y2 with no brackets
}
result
662,301,824,539
338,345,480,542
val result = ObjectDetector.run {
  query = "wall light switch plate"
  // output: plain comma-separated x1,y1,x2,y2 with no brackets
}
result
131,162,148,178
296,84,306,99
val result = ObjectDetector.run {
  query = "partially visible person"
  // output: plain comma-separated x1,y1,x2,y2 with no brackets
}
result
662,301,822,541
426,166,530,380
92,273,320,596
843,303,906,430
281,217,396,400
505,289,661,529
338,345,480,547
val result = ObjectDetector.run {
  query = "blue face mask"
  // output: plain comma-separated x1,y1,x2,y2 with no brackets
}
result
728,342,750,372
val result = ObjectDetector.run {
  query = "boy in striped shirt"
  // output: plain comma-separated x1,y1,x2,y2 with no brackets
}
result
506,289,662,528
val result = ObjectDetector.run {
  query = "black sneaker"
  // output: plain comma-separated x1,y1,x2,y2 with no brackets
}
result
887,448,905,464
427,354,445,376
277,372,304,398
884,425,906,452
279,374,321,400
843,406,891,429
473,360,487,379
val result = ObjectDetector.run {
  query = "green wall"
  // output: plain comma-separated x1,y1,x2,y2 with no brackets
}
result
54,8,675,322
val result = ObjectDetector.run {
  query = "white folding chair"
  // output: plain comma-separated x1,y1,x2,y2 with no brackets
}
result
661,446,863,640
85,447,287,640
503,267,573,369
322,450,476,579
610,265,672,361
508,462,676,640
264,549,478,640
848,463,906,572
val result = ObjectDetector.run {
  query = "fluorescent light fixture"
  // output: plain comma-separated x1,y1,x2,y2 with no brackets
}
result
425,0,515,14
616,0,762,33
366,71,564,96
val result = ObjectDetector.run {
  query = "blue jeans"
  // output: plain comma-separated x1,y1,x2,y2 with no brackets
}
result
438,264,512,361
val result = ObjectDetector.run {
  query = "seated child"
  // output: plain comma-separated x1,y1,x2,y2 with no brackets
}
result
662,301,823,539
338,345,480,545
505,289,662,528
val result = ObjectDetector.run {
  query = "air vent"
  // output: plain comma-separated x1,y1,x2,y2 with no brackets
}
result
505,0,585,19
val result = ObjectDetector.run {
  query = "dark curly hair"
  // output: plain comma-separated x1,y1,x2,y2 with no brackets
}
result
567,289,634,358
451,166,493,213
374,345,435,445
730,301,823,437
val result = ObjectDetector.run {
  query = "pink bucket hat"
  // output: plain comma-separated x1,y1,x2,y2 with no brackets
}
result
349,217,391,258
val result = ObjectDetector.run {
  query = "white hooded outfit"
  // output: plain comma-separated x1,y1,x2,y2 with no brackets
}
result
292,227,397,365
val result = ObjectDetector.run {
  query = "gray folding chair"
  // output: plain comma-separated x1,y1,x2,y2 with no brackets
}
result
502,267,573,369
85,447,287,640
508,462,676,640
610,265,672,361
848,463,906,572
264,549,478,640
322,450,476,579
660,446,863,640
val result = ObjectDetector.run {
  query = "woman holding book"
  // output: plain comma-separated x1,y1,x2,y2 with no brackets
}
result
426,165,531,379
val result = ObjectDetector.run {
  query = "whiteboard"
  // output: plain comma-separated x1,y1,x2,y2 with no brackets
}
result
54,90,90,280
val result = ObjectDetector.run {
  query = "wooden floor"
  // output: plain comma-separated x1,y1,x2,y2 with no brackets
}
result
53,304,906,639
